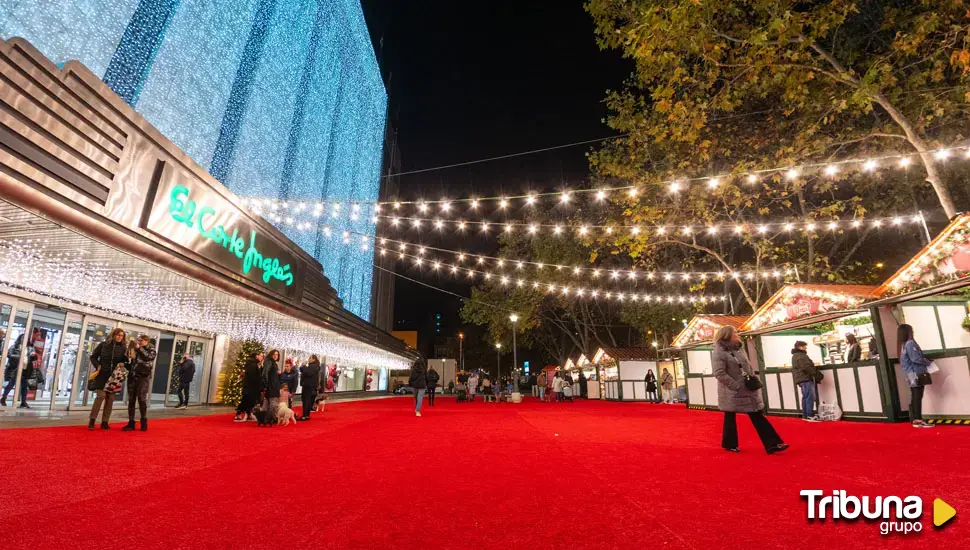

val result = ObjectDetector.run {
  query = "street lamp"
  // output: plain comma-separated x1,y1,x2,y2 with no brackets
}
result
458,332,464,372
509,313,519,393
495,342,502,381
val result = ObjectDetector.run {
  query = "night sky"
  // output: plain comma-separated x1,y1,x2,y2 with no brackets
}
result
362,1,630,357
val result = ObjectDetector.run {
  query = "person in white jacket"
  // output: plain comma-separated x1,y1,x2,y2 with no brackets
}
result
552,372,564,402
468,372,479,402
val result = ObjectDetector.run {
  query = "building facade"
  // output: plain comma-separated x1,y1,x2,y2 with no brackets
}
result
0,0,386,320
0,37,414,412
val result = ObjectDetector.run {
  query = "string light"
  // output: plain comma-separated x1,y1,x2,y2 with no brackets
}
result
0,239,409,369
379,246,726,304
354,230,793,283
241,144,970,210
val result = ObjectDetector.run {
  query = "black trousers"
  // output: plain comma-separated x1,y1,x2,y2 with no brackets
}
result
301,391,315,418
177,381,190,405
909,386,924,421
428,387,436,405
721,411,783,451
237,387,259,415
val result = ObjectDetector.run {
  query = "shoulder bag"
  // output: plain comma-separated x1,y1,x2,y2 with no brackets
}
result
915,372,932,386
732,352,762,391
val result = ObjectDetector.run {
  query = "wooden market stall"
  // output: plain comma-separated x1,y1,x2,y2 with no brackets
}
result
670,315,749,411
597,347,658,401
739,283,892,421
866,213,970,424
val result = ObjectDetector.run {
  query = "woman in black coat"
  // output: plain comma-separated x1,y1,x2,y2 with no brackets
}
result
235,351,264,422
88,328,129,430
299,355,322,420
645,370,659,403
262,350,281,421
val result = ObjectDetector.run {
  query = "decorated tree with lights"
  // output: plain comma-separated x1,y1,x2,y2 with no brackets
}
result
219,339,264,406
581,0,969,310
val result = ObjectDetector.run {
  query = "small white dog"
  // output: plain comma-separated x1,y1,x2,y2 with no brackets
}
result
276,402,297,426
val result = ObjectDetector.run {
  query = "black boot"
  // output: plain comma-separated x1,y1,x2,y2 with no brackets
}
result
88,419,95,430
140,418,148,431
122,420,136,431
100,421,110,430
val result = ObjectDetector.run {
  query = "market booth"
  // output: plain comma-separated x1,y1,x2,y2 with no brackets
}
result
598,347,658,401
561,354,599,398
671,315,748,410
867,213,970,424
739,284,893,420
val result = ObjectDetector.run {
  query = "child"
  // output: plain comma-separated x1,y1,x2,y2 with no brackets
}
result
280,383,291,411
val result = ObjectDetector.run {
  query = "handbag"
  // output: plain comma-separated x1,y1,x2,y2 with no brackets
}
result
915,372,932,386
743,372,763,391
87,366,101,391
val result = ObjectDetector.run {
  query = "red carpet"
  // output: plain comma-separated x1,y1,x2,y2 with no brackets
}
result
0,398,966,549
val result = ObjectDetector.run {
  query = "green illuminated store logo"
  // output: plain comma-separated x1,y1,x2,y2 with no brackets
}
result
168,185,294,287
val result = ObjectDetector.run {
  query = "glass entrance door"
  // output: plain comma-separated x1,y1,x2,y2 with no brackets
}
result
167,336,208,406
20,304,69,410
0,298,30,409
71,318,115,408
51,315,83,410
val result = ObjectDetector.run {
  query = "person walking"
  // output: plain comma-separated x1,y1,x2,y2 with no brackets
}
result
578,371,588,399
467,371,479,402
712,326,788,454
122,334,156,432
235,351,264,422
645,370,659,403
409,359,428,416
298,355,321,421
552,372,564,402
845,333,862,362
0,333,23,407
537,370,547,402
791,341,821,422
426,364,440,406
88,328,129,430
175,354,195,409
262,350,281,422
660,368,674,404
280,358,299,410
898,324,935,428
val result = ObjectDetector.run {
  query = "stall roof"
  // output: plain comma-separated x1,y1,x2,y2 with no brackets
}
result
740,283,877,333
597,347,657,362
564,358,575,370
577,354,590,367
868,213,970,306
671,315,750,349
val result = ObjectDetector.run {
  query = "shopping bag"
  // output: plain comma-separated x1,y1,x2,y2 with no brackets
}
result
819,401,842,422
926,361,940,374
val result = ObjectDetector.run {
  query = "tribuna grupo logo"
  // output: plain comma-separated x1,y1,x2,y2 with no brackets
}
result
801,490,923,535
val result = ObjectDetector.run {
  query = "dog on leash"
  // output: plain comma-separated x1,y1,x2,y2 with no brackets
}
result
276,402,297,426
253,404,273,427
314,394,327,413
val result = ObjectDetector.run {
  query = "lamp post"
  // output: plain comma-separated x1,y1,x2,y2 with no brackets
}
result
458,332,464,372
495,342,502,381
509,313,519,393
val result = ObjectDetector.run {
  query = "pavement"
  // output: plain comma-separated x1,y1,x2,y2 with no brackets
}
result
0,392,400,428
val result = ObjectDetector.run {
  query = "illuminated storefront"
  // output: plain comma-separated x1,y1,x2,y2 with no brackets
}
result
0,39,414,412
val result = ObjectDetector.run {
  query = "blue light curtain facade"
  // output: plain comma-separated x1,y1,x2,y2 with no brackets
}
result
0,0,386,320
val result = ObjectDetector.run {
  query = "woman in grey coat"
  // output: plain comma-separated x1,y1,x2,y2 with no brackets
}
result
712,326,788,454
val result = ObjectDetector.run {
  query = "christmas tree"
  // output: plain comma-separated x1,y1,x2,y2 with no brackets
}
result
219,339,264,406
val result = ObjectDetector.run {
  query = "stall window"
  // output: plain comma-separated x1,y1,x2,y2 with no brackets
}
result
901,303,970,351
686,349,713,375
